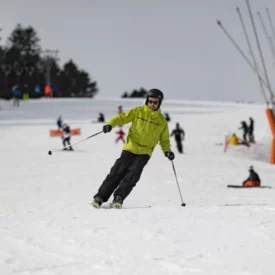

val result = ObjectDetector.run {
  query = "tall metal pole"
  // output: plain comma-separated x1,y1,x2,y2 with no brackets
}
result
236,7,268,106
217,21,268,88
269,37,275,63
257,11,275,61
266,7,275,41
245,0,274,108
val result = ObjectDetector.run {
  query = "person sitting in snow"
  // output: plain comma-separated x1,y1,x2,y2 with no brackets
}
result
242,166,261,187
229,133,250,147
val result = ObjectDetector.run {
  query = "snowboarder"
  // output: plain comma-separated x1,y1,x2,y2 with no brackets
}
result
171,123,185,153
242,166,261,187
116,128,126,144
62,123,73,151
91,89,175,208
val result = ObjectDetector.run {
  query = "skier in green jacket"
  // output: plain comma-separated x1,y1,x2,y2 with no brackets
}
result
239,121,249,142
92,89,175,208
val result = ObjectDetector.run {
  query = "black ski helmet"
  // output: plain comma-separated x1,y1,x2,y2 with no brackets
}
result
146,88,164,108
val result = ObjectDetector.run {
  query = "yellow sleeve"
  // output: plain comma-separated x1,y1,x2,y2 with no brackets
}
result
159,123,171,153
107,107,137,127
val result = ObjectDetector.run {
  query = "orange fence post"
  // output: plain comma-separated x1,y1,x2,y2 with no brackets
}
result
265,108,275,164
270,139,275,164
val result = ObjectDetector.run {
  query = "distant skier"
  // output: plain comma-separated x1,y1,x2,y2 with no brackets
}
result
171,123,185,153
248,117,255,143
91,89,175,209
117,105,123,126
242,166,261,187
57,116,63,130
12,86,21,106
118,105,123,114
62,123,73,151
164,113,171,122
239,121,249,142
98,113,105,123
115,128,126,144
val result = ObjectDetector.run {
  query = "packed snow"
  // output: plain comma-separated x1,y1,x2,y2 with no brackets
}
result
0,97,275,275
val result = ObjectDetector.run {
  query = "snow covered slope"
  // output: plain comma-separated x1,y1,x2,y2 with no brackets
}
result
0,98,274,275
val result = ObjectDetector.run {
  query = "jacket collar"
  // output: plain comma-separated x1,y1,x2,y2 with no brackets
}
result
143,104,161,118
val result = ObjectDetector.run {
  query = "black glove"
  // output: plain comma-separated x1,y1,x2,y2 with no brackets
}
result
165,151,175,161
103,124,112,133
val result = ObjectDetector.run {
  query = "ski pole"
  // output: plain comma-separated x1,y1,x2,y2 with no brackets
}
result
48,131,103,155
171,161,186,207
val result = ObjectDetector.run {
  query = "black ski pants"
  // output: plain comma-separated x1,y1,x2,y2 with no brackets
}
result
248,129,255,143
63,137,73,150
94,150,150,202
243,132,248,142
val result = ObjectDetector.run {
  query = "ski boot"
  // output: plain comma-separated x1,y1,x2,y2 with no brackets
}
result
111,195,123,209
91,196,103,208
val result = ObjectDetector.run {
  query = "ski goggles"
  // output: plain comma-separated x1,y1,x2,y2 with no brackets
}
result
148,100,159,105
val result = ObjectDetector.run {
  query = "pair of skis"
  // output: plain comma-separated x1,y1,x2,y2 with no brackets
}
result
91,203,152,209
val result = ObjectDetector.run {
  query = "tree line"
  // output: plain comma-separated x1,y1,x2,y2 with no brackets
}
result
121,87,148,98
0,24,98,99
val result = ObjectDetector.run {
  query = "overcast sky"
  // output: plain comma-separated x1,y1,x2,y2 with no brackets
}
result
1,0,275,102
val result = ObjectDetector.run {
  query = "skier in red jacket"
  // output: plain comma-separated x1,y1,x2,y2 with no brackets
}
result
116,128,126,143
